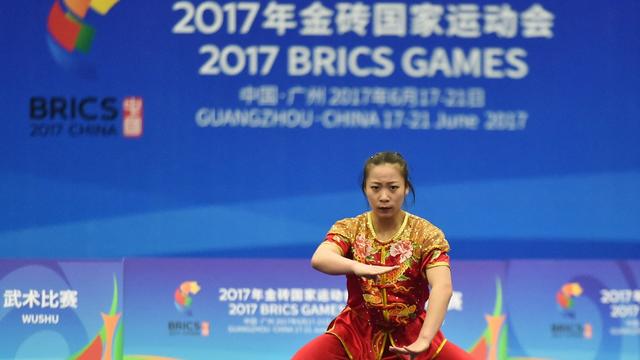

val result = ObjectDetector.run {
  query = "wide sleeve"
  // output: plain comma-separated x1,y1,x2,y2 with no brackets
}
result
419,226,451,275
321,218,354,257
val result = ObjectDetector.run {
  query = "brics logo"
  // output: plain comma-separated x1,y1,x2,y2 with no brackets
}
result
552,282,592,339
47,0,119,54
41,1,144,139
29,96,143,138
169,281,210,337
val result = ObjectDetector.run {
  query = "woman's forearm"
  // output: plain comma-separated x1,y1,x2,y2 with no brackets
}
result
418,282,452,342
311,244,358,275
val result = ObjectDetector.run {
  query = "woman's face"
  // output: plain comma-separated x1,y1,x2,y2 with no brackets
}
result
364,163,408,221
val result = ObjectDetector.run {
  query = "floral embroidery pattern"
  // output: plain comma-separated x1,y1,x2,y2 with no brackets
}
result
390,240,413,263
354,234,375,259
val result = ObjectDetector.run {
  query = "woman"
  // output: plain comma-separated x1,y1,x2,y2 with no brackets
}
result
293,152,471,360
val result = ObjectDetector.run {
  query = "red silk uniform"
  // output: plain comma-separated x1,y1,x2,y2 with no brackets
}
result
321,212,452,360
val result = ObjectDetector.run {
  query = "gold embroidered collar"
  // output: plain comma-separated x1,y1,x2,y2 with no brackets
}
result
366,211,409,244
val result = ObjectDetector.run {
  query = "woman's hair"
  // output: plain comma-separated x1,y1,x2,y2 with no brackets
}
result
360,151,416,203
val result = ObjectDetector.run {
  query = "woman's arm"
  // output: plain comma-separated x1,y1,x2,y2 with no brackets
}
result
389,265,453,355
311,242,398,277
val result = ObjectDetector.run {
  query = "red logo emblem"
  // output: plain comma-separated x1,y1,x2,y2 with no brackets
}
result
123,96,143,138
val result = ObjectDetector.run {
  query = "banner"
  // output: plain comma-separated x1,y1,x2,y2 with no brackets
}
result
123,258,345,359
0,260,123,360
2,2,639,258
1,259,639,359
503,260,640,360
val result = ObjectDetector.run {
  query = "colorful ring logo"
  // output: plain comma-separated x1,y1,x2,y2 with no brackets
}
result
47,0,119,53
174,281,201,313
46,0,119,74
556,282,583,310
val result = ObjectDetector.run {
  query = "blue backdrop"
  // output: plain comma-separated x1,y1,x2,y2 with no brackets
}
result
1,0,639,259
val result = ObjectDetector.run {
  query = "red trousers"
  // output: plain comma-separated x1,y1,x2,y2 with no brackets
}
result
292,333,473,360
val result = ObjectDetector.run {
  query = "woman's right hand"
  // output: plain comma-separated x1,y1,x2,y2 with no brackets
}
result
311,242,399,277
352,262,399,279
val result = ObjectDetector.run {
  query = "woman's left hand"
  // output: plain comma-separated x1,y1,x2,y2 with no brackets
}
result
388,337,431,359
